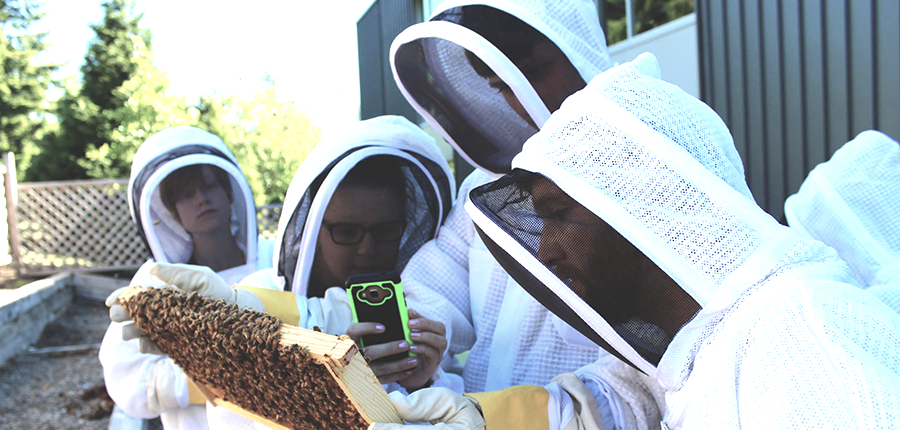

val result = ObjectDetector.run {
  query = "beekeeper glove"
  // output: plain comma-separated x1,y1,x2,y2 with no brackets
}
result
369,388,485,430
107,288,165,355
153,262,301,325
149,263,267,312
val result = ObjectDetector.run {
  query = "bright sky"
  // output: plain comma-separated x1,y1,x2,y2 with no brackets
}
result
35,0,377,132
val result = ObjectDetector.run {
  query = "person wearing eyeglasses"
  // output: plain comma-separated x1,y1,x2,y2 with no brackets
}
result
162,115,461,429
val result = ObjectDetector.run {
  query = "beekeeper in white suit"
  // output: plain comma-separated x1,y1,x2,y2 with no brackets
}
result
388,0,629,395
107,117,462,430
372,53,900,430
99,126,275,430
784,130,900,311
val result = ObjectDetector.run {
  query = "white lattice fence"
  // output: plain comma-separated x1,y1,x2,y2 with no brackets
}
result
13,179,284,276
257,204,282,239
16,179,149,275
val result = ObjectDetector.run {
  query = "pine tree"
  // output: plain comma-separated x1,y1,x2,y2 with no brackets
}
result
0,0,57,178
28,0,149,180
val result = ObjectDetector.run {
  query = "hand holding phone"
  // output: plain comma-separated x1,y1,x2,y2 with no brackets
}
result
346,272,448,389
346,271,415,363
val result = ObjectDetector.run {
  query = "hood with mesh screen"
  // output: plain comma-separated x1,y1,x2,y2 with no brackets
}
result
466,53,857,385
390,0,613,174
785,130,900,288
274,116,455,297
128,126,257,265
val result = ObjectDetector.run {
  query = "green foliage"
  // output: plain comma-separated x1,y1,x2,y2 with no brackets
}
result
0,0,57,178
600,0,694,45
10,0,320,204
82,34,196,179
28,0,148,181
199,84,321,205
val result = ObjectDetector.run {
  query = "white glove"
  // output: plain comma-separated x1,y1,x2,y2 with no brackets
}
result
150,263,266,312
106,262,266,354
368,388,485,430
107,287,165,354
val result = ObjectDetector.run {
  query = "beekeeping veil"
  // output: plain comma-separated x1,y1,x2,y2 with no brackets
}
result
465,53,858,388
391,0,614,175
784,131,900,289
128,126,257,265
274,116,455,297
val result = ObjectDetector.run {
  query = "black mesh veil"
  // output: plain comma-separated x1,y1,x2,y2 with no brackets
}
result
279,149,448,294
392,6,545,174
469,170,701,370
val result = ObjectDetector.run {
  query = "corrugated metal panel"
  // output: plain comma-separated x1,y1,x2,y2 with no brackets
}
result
357,0,421,122
698,0,900,220
358,3,385,120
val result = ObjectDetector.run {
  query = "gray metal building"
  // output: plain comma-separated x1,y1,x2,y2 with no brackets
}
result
358,0,900,219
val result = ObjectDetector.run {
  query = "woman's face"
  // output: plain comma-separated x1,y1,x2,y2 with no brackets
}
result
172,166,233,235
310,185,404,291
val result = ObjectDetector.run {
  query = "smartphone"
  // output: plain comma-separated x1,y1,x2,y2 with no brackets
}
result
346,271,415,363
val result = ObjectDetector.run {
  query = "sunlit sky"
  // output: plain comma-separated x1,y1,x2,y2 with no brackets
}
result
34,0,377,133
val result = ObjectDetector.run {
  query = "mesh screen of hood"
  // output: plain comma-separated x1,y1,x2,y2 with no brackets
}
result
393,33,538,174
469,170,701,371
279,149,448,294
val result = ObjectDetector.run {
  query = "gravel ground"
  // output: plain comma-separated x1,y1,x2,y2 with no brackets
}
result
0,299,113,429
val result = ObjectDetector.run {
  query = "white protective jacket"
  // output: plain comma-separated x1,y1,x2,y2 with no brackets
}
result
98,126,274,430
207,116,461,430
466,53,900,429
784,130,900,311
391,0,624,396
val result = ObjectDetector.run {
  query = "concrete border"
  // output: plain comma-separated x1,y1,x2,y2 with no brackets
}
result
0,272,74,367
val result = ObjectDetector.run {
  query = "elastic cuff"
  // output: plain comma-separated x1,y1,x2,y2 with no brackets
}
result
235,285,300,325
466,385,550,430
186,377,209,405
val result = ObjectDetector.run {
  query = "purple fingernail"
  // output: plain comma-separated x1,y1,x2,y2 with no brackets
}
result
398,342,409,349
408,358,418,366
409,332,421,339
409,319,421,327
375,324,385,331
409,345,419,351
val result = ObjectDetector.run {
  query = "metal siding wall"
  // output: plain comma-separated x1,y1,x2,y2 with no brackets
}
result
358,4,385,120
357,0,421,121
698,0,900,220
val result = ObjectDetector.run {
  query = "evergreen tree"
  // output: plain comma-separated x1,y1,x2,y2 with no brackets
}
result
29,0,149,180
0,0,56,178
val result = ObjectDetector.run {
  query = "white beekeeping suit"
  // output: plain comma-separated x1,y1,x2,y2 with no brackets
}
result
784,130,900,311
207,115,460,430
99,126,275,430
465,53,900,429
390,0,620,394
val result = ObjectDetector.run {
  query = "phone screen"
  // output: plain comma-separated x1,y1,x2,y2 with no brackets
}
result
346,272,414,363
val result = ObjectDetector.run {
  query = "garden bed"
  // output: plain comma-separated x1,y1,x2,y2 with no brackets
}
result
0,298,112,429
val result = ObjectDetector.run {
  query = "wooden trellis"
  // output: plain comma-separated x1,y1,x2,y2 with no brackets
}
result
257,204,281,240
10,179,282,276
15,179,148,276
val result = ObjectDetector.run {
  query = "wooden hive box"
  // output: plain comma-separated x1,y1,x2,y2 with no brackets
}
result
118,286,402,430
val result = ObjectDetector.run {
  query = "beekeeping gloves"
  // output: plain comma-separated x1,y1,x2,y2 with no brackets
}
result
108,263,302,354
369,388,485,430
107,288,166,354
152,262,304,324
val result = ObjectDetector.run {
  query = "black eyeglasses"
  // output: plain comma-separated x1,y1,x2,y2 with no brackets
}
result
321,221,406,245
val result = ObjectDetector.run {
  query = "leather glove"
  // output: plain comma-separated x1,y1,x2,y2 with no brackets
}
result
150,263,266,312
368,388,485,430
106,263,267,354
107,286,165,354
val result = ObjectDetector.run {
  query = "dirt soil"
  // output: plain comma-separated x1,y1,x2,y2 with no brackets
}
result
0,299,113,429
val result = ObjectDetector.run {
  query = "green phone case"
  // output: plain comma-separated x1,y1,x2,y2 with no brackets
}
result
346,273,415,358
